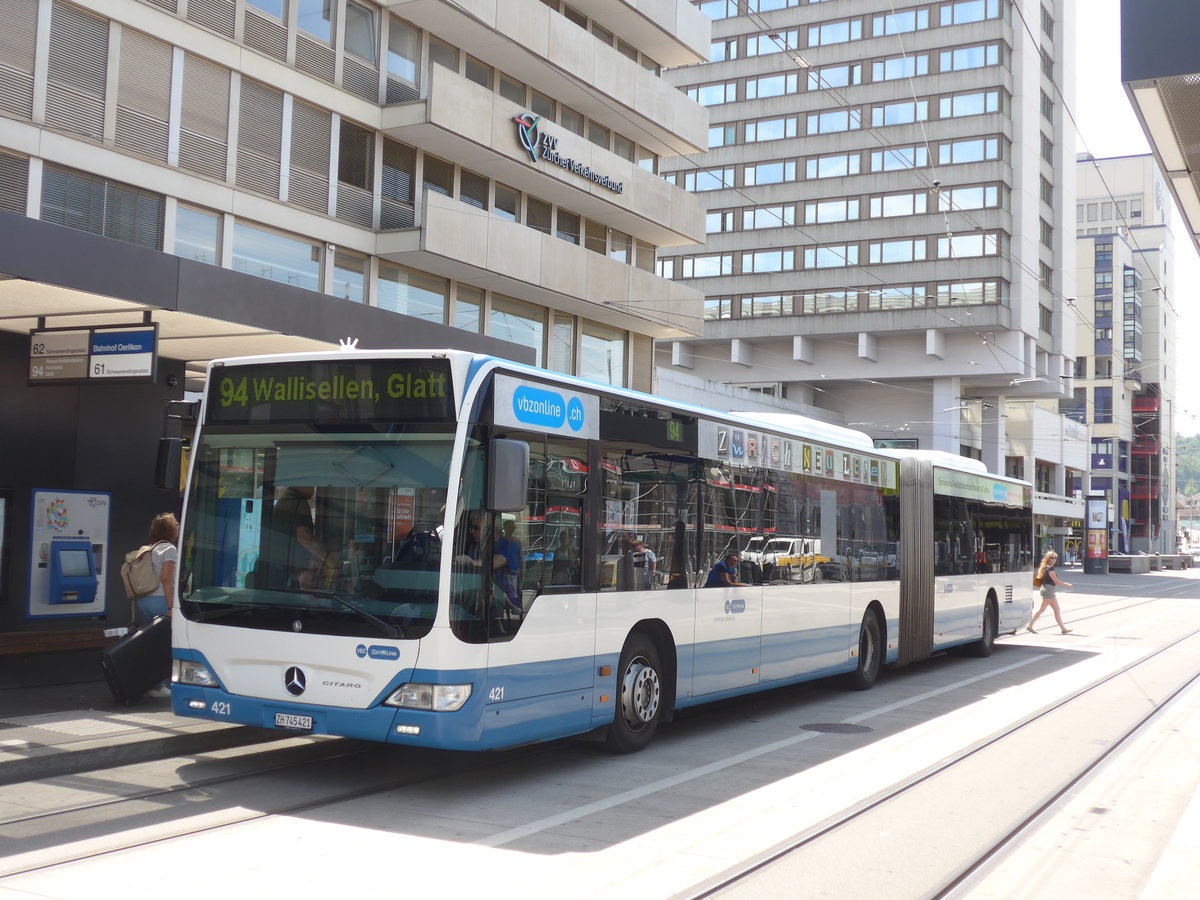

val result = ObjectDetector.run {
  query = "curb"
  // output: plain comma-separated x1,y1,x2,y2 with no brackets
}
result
0,725,278,787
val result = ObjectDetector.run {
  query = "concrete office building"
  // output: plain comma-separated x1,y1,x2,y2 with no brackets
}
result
655,0,1077,478
0,0,708,669
1073,153,1177,554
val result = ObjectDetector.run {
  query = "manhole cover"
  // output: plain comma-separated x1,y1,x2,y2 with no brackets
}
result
801,723,872,734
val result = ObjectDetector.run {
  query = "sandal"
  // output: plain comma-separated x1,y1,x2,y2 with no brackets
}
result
1026,625,1036,633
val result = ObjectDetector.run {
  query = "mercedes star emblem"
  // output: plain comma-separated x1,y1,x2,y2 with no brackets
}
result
284,666,307,696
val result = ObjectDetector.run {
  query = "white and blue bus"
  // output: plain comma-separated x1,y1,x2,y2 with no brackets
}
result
171,349,1034,752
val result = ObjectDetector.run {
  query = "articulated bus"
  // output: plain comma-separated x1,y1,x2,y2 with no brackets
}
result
172,349,1034,752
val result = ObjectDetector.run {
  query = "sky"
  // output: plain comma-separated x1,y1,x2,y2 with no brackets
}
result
1074,0,1200,436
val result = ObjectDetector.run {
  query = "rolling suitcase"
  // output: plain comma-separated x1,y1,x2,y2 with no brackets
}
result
100,615,171,705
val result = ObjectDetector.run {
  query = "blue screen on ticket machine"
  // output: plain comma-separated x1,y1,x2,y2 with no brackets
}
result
49,540,98,605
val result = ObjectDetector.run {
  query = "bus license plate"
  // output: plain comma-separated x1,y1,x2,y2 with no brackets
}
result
275,712,313,731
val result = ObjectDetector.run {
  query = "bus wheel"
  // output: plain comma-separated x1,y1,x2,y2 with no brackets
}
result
847,610,882,691
606,633,662,753
969,599,998,658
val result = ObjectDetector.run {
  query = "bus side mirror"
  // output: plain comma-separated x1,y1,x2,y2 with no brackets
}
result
488,439,529,512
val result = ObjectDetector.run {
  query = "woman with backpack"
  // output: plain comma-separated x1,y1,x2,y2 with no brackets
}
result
138,512,179,698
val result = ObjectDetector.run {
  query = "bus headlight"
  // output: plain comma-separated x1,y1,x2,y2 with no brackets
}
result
173,659,217,687
384,683,472,711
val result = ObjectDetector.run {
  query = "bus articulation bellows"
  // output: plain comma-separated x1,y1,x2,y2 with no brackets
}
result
172,349,1034,752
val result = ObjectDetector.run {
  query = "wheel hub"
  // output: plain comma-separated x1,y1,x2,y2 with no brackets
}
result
621,657,660,728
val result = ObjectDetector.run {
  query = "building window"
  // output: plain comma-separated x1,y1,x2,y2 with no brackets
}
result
455,284,482,333
871,191,927,218
938,233,999,258
938,90,999,119
494,183,520,222
247,0,284,18
938,184,1000,211
428,37,458,73
873,54,928,81
584,219,607,255
940,0,999,26
332,250,367,303
745,161,797,185
556,209,581,244
549,314,575,374
807,62,862,90
809,152,862,178
387,18,419,84
174,206,220,265
870,238,926,264
423,154,453,197
872,99,928,127
873,9,929,35
297,0,333,43
806,198,860,223
744,204,795,229
871,146,927,171
1094,386,1113,424
491,295,544,366
939,136,1000,165
581,322,626,387
940,43,1000,72
344,2,377,63
808,19,863,47
746,116,797,142
560,106,584,136
587,121,609,149
527,197,553,235
806,107,862,134
231,222,320,291
377,263,446,323
338,120,374,190
458,169,488,210
708,124,736,148
464,56,491,88
684,168,734,191
804,244,859,269
1039,304,1053,333
41,165,165,251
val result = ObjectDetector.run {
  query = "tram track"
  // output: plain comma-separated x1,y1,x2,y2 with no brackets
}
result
688,606,1200,898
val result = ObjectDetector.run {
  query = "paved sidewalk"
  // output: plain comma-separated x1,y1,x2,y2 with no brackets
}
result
0,680,270,786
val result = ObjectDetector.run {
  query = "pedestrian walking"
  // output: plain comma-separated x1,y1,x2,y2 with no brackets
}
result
1028,549,1072,635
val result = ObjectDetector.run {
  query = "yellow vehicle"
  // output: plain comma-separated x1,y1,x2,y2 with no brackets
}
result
760,537,830,583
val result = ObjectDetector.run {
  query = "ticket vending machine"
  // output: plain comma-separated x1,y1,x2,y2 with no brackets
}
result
48,539,99,605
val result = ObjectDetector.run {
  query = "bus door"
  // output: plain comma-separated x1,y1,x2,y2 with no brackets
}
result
692,465,762,695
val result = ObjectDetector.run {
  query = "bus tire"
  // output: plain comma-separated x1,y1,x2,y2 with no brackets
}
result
606,633,663,754
847,609,883,691
969,598,998,658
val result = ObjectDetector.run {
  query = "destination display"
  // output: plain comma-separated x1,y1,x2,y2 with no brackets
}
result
206,359,454,425
933,467,1028,507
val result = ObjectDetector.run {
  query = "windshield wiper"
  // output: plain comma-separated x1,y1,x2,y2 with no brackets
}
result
305,589,404,639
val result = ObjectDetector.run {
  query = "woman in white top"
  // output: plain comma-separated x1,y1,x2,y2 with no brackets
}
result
137,512,179,622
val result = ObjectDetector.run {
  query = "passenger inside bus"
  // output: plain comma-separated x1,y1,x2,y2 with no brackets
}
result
264,485,324,588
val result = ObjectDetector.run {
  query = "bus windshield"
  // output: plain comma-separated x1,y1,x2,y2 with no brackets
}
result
179,429,453,639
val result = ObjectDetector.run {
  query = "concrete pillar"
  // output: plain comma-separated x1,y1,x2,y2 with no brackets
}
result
930,377,962,454
980,395,1005,475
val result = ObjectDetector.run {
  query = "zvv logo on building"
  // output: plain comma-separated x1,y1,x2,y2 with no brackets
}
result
513,113,624,195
